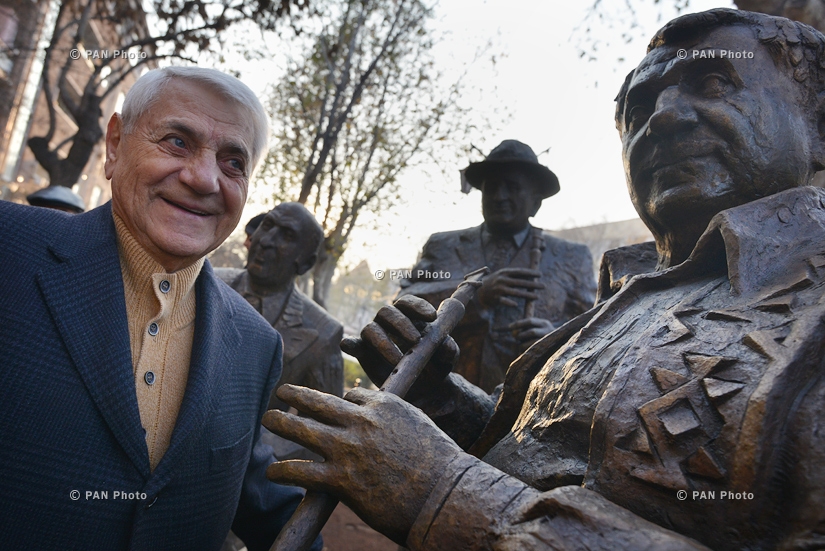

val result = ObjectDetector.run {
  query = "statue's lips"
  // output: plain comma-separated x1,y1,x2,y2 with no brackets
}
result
642,154,713,191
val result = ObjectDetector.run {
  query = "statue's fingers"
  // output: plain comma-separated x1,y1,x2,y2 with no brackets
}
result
342,386,377,406
362,322,403,365
340,336,363,357
341,336,392,387
500,288,541,300
375,305,421,347
432,335,458,371
499,297,519,308
266,459,333,493
498,267,542,278
393,294,437,322
263,407,337,457
508,318,540,330
274,384,362,425
500,277,544,290
514,328,546,342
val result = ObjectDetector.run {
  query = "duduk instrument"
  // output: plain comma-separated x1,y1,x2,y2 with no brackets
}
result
523,227,545,319
270,267,489,551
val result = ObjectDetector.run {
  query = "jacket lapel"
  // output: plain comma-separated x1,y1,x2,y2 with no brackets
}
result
145,262,240,493
278,291,318,363
36,203,151,477
456,225,486,270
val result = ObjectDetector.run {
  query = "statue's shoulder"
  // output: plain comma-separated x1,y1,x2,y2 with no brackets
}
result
539,229,594,261
213,266,245,287
423,225,481,249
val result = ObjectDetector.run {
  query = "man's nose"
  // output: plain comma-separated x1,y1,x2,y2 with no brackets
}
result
646,86,698,137
259,228,278,248
179,153,221,195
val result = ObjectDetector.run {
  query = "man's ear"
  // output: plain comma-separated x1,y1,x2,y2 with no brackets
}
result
295,253,317,276
104,113,123,180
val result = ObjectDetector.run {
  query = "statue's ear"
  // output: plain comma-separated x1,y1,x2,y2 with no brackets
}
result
296,253,317,276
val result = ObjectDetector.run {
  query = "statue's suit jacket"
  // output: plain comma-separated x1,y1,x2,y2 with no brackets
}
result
0,201,316,551
227,271,343,409
400,224,596,392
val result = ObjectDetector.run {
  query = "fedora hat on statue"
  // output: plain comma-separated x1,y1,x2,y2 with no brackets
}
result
463,139,559,199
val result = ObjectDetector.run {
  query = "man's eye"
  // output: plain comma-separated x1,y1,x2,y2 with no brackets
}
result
627,104,651,131
225,158,246,175
166,136,186,149
696,74,732,97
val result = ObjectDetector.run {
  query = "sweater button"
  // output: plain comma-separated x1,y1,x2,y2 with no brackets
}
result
148,322,159,336
144,371,155,385
159,280,171,293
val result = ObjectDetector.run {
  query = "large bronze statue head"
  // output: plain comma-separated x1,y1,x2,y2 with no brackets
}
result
246,202,324,291
615,9,825,268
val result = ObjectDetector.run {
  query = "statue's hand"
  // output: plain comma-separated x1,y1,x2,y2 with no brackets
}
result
509,317,556,345
477,267,544,308
341,295,458,400
264,385,463,545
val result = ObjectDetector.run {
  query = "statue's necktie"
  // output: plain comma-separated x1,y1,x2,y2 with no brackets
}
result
489,238,514,272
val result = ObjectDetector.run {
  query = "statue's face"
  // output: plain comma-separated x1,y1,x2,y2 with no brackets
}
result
480,169,541,235
247,204,316,289
620,25,814,237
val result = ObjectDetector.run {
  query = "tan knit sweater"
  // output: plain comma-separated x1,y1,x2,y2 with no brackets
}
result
114,214,204,470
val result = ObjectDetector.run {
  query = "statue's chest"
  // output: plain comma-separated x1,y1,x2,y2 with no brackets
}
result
584,272,825,545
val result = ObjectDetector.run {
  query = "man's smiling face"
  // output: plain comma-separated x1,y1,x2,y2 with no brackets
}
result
106,78,254,272
619,25,815,239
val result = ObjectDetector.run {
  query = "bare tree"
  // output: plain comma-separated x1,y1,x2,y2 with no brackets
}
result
578,0,825,62
23,0,308,189
261,0,486,306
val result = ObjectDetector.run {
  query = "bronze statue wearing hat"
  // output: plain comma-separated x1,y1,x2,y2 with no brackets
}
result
399,139,596,392
26,185,86,213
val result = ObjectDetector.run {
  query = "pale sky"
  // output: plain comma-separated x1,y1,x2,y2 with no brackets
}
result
240,0,734,273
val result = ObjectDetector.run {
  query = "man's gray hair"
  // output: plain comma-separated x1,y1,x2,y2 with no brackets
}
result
121,66,270,172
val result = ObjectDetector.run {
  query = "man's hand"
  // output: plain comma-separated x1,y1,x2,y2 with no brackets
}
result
509,317,556,344
341,295,458,400
477,267,544,308
263,385,463,545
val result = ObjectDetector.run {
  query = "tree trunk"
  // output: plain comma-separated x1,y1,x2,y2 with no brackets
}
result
27,93,103,188
311,243,340,309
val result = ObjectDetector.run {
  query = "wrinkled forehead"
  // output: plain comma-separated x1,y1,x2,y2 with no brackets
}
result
631,25,763,90
268,204,314,231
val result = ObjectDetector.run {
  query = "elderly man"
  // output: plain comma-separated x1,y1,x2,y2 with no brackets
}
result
400,140,596,392
217,203,343,460
264,9,825,550
0,67,319,550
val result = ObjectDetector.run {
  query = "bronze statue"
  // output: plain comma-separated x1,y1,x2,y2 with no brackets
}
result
264,9,825,550
217,203,343,459
399,140,597,392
